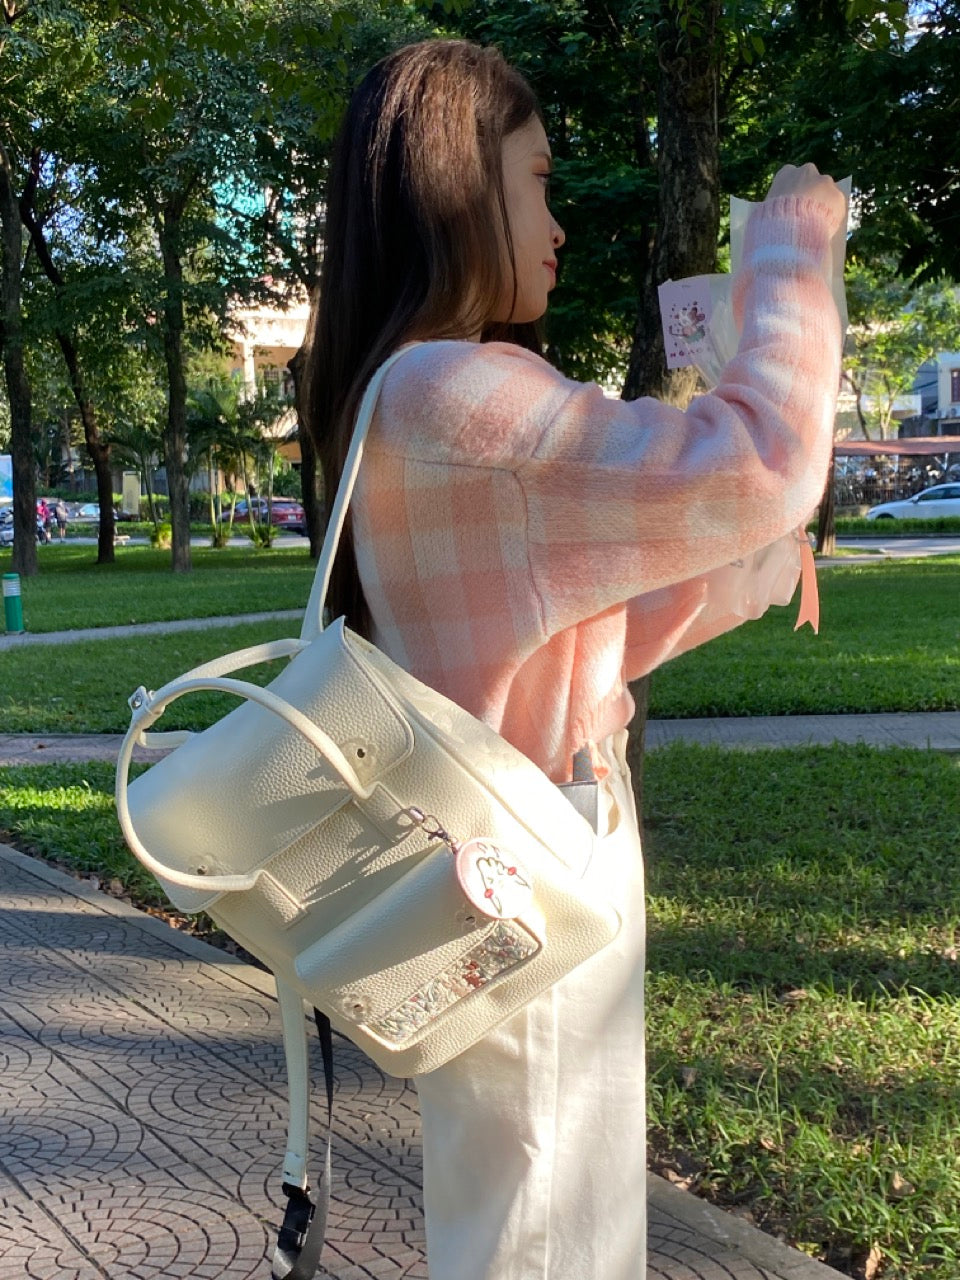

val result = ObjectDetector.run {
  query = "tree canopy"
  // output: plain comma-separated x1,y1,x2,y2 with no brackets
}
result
2,0,955,574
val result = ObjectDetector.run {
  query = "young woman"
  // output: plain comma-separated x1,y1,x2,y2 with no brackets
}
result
304,38,845,1280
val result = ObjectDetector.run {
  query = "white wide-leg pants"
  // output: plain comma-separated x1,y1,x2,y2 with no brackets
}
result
415,730,647,1280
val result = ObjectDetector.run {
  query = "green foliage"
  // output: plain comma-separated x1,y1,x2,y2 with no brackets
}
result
843,263,960,439
721,0,958,282
6,0,956,500
820,517,960,536
245,521,277,548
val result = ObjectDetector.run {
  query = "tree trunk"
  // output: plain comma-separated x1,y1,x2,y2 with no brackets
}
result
815,450,836,555
622,0,722,815
55,335,116,565
0,146,37,577
20,171,118,567
288,287,322,559
143,457,159,527
158,210,192,572
298,415,322,558
847,377,874,442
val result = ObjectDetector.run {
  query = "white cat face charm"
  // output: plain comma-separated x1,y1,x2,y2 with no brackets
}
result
454,838,534,921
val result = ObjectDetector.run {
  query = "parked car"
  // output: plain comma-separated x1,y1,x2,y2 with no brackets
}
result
866,483,960,520
234,497,307,534
72,502,125,524
72,502,102,521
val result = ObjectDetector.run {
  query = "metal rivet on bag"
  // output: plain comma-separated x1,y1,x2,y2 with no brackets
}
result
128,686,148,711
455,906,480,932
196,864,208,876
339,993,369,1022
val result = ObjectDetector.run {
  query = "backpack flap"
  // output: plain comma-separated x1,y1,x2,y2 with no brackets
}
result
124,620,415,914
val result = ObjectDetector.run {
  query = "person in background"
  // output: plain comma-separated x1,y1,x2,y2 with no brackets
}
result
36,499,52,544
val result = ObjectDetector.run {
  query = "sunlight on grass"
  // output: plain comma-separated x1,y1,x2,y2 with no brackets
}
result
650,557,960,717
644,743,960,1278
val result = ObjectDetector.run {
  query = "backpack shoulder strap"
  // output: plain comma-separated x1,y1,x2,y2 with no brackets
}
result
271,979,334,1280
300,343,420,644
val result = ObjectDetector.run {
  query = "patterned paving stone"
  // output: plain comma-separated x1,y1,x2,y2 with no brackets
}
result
3,1186,269,1279
648,1231,769,1279
0,847,839,1280
0,1027,54,1097
0,1091,145,1191
0,1194,104,1280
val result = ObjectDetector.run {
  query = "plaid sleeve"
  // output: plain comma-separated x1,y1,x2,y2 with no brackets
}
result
622,530,804,680
515,195,842,640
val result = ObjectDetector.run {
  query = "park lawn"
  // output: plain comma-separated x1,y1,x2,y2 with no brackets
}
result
642,743,960,1279
2,555,957,733
648,554,960,717
0,619,296,733
0,544,314,632
2,743,958,1278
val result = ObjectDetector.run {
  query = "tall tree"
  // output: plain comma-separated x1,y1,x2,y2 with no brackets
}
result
844,264,960,441
0,0,215,571
0,0,38,573
88,6,259,572
21,155,124,562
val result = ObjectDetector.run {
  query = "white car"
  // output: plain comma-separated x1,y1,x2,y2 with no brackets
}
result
866,483,960,520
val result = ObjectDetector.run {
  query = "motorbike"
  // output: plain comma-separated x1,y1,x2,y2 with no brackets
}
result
0,509,51,545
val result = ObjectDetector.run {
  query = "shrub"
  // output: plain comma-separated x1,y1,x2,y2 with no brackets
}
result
150,521,172,549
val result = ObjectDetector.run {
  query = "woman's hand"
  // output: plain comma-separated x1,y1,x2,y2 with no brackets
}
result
766,163,846,227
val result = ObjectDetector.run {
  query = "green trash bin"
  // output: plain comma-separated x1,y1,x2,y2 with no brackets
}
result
3,572,24,633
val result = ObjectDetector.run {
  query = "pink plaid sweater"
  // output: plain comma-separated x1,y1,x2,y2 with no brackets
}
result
352,195,842,782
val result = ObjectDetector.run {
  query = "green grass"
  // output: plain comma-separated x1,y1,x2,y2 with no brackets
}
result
3,743,959,1276
649,555,960,717
2,554,958,732
0,619,296,733
821,517,960,537
0,762,160,903
642,743,960,1278
0,544,314,632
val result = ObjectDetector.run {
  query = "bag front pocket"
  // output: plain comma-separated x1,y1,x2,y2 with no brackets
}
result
294,844,543,1050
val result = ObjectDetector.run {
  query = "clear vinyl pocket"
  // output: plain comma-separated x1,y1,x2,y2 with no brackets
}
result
294,842,544,1050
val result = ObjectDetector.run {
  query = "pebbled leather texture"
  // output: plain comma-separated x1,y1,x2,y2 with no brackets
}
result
121,618,621,1076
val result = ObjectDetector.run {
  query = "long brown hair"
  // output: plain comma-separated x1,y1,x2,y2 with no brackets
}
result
303,39,544,636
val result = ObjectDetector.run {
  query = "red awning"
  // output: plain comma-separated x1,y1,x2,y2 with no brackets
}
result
834,436,960,456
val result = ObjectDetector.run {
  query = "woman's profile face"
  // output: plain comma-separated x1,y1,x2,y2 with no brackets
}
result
494,116,565,325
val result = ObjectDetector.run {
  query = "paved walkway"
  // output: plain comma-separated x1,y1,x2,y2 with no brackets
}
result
2,711,959,767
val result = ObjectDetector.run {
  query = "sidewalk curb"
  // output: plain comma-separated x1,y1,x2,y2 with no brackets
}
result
648,1176,843,1279
645,711,960,753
